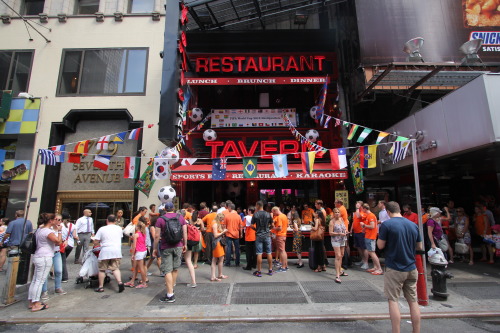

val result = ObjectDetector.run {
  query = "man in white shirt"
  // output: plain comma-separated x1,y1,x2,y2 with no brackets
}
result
93,214,124,293
378,201,390,225
74,209,94,264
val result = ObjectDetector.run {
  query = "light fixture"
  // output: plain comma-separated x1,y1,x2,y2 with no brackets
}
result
403,37,425,62
462,171,475,180
460,39,483,64
197,11,212,26
18,92,35,102
438,175,451,180
294,11,308,25
250,181,255,187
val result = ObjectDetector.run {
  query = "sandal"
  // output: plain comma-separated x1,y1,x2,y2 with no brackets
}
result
135,284,148,289
124,282,135,288
31,304,49,312
218,275,228,279
322,267,326,271
314,269,322,272
335,277,341,284
340,272,349,277
210,277,221,282
94,287,104,293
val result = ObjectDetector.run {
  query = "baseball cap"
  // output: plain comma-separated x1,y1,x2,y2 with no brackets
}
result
165,202,174,210
429,207,442,217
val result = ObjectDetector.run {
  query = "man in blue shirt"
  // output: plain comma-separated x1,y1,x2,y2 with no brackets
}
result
377,201,422,333
1,210,32,249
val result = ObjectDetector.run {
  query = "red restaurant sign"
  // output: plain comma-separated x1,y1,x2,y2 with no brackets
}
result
186,77,328,85
171,164,347,181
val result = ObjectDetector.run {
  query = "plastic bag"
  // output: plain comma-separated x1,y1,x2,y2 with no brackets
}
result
79,250,99,278
427,247,448,265
123,223,135,237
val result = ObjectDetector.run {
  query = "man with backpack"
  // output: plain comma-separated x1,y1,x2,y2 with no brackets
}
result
153,202,187,303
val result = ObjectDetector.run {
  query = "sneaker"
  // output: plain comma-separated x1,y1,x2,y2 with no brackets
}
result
61,280,68,283
41,291,49,300
187,283,197,288
147,272,153,276
253,270,262,277
276,267,288,273
159,294,175,303
159,273,166,277
360,263,369,270
55,288,67,295
267,270,273,276
354,261,363,266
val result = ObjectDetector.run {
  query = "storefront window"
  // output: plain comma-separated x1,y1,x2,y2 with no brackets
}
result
60,201,132,231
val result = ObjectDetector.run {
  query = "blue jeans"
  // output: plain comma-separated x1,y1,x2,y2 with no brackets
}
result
225,237,240,266
42,251,62,292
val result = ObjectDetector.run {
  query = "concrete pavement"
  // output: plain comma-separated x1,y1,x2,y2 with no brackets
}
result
1,245,499,324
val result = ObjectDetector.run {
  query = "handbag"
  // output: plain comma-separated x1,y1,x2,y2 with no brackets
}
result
437,237,448,251
20,230,37,254
310,226,324,241
454,242,468,254
60,223,72,253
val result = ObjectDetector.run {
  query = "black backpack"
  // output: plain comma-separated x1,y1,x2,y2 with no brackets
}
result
161,213,183,245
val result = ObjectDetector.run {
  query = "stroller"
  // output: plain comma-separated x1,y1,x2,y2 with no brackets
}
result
75,246,110,289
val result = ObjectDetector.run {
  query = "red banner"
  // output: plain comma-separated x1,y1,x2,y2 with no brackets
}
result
186,77,328,85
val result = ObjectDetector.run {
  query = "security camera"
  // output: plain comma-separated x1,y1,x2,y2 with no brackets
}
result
18,92,35,101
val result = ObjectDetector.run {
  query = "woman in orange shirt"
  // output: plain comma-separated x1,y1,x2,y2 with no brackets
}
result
474,206,493,263
211,213,228,282
243,207,256,271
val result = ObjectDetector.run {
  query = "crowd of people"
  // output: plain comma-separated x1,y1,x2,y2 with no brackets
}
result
0,196,497,326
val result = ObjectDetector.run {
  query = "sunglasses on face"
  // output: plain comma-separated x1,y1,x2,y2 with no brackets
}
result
55,218,62,221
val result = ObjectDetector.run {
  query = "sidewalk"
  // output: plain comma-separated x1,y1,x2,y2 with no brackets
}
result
1,246,499,324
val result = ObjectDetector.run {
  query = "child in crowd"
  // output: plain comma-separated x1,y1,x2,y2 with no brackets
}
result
125,218,148,288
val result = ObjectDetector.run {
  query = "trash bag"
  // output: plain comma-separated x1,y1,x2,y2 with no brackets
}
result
79,249,99,278
428,247,448,265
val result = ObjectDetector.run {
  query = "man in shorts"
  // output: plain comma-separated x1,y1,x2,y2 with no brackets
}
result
251,201,273,277
377,201,422,333
351,201,368,268
93,214,125,293
360,203,382,275
272,206,289,272
153,202,187,303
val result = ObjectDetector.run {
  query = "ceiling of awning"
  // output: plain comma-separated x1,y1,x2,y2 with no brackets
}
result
357,62,500,103
184,0,344,31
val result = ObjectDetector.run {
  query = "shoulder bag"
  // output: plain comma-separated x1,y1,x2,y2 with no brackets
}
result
310,225,324,241
20,230,37,255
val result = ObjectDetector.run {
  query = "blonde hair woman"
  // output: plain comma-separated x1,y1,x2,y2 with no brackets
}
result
211,213,228,281
329,208,348,283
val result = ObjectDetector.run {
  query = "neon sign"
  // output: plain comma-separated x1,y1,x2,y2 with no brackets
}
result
195,55,326,73
206,139,323,159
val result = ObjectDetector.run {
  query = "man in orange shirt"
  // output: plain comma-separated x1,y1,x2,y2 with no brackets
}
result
334,199,349,230
301,204,314,225
243,206,256,270
403,205,418,225
360,203,383,275
272,206,289,272
351,201,368,269
202,206,218,263
224,203,242,267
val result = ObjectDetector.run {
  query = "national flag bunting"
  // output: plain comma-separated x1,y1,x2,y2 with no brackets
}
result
153,158,170,180
51,145,65,163
113,132,127,144
347,124,359,140
128,128,142,140
124,157,139,179
243,157,258,178
301,151,316,175
335,118,341,127
376,132,389,144
181,158,197,166
392,141,410,164
360,145,377,168
39,149,57,166
329,148,347,170
68,140,89,164
356,128,372,143
93,155,111,171
212,158,227,180
96,135,111,151
323,116,332,128
273,154,289,178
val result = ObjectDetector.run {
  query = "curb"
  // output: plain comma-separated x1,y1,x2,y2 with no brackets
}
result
2,311,500,324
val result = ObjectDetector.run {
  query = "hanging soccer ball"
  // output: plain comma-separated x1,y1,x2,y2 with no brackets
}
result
203,129,217,141
160,147,179,165
158,185,176,203
309,106,319,120
189,108,203,122
305,129,320,142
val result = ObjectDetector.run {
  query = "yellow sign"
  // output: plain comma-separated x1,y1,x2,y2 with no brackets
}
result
335,190,349,210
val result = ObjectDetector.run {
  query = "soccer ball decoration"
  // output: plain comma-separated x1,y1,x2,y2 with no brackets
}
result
189,108,203,122
160,147,179,165
309,106,319,120
158,185,176,203
203,129,217,141
305,129,320,142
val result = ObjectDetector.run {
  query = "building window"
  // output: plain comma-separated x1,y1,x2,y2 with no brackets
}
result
78,0,100,14
128,0,155,13
24,0,45,15
0,51,34,95
58,48,148,96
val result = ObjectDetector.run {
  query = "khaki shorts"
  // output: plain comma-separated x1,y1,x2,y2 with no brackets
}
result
160,247,182,274
98,258,121,271
276,236,286,252
384,268,418,302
